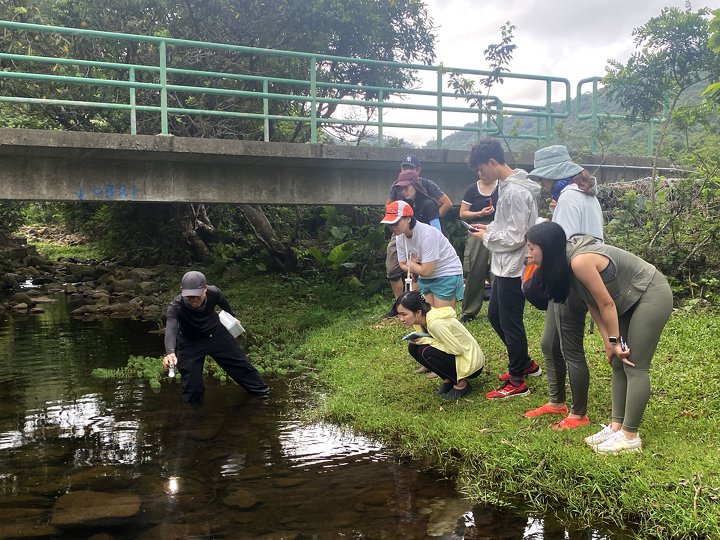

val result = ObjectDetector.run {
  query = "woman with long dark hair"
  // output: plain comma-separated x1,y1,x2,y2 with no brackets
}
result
393,291,485,400
525,222,672,454
524,145,604,430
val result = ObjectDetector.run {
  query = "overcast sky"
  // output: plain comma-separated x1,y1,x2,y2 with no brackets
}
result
381,0,708,145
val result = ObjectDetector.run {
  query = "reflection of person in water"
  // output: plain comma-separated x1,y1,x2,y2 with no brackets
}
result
162,271,269,403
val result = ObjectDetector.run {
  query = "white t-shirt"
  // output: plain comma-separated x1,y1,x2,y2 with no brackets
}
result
552,184,604,241
396,221,463,279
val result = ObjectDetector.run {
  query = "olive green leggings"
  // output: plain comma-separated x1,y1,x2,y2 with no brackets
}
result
612,273,673,433
541,288,590,416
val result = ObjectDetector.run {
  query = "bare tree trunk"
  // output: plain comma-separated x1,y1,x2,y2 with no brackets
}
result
238,204,297,272
176,205,211,259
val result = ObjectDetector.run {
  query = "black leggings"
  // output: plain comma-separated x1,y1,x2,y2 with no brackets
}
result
408,343,483,382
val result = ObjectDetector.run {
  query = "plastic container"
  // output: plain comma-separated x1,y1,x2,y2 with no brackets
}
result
218,310,245,338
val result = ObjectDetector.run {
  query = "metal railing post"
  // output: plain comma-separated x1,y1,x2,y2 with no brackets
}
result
159,40,168,135
477,101,483,142
129,66,137,135
378,89,384,146
263,79,270,142
590,78,598,153
545,79,552,143
310,57,317,143
436,68,443,148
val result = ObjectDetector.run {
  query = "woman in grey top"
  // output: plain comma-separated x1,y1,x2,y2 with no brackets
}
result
524,145,604,430
525,222,673,455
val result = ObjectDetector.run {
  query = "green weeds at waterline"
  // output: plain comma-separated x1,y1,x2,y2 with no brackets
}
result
300,303,720,539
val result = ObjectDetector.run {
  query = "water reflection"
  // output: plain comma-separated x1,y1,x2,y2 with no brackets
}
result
0,294,622,539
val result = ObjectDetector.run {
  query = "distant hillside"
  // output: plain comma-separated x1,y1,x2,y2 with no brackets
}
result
429,83,711,157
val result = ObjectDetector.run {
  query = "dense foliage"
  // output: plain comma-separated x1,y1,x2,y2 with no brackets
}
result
0,0,436,260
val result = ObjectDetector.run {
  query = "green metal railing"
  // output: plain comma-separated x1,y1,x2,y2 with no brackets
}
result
0,21,657,153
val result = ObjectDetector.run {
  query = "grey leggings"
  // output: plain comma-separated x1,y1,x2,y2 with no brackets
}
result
540,288,590,415
462,233,491,318
612,272,673,433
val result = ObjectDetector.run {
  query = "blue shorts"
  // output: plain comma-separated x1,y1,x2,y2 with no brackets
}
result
418,274,464,301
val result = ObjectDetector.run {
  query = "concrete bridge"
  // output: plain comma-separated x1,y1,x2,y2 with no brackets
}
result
0,129,674,206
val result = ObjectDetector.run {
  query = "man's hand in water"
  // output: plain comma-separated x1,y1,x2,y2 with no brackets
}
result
163,353,177,368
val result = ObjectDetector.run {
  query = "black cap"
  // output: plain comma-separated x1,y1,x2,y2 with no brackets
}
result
400,155,420,168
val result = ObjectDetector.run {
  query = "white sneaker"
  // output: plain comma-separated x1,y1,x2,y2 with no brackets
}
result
594,431,642,455
584,424,617,447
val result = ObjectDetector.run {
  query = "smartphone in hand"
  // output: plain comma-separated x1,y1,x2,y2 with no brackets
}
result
402,331,432,341
459,220,479,232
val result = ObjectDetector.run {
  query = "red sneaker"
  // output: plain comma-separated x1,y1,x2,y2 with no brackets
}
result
552,415,590,430
498,360,542,382
485,381,530,400
523,403,568,418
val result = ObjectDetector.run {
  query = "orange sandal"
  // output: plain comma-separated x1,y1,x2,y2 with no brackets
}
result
552,415,590,430
523,403,568,418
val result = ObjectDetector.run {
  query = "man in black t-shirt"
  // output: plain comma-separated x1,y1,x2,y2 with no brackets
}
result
458,176,498,323
383,155,452,318
162,271,269,403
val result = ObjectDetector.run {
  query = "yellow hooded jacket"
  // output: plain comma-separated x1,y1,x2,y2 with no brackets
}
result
414,306,485,379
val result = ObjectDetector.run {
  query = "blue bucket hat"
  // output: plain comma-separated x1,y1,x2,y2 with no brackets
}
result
528,145,583,181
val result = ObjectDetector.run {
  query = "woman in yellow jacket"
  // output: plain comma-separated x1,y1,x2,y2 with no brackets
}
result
393,291,485,399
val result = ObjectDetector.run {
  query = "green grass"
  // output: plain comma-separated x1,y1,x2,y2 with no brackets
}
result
298,302,720,539
30,241,104,261
105,266,719,537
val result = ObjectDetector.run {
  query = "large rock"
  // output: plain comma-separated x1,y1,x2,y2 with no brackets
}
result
222,488,259,510
64,263,109,282
111,279,141,294
0,273,20,289
50,490,140,528
9,292,33,306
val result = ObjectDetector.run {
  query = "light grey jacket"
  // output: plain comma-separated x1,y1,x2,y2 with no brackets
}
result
483,169,540,278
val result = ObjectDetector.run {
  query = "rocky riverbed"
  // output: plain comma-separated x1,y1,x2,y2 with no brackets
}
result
0,230,173,323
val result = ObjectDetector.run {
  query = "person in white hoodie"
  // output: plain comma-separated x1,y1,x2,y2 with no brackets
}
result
467,139,541,399
523,145,604,430
393,291,485,400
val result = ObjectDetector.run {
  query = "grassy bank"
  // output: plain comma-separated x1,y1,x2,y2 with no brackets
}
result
298,301,720,539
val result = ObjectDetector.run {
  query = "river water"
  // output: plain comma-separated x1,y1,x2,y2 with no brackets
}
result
0,293,621,539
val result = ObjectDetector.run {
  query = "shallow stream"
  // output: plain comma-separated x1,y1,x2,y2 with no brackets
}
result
0,294,622,539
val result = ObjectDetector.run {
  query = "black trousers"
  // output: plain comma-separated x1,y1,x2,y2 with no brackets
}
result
408,343,458,382
177,326,269,403
487,276,531,384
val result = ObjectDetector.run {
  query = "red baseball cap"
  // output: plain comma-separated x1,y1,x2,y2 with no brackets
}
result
381,200,414,224
394,169,419,187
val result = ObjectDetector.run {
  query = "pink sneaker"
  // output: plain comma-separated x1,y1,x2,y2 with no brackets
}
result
485,381,530,400
498,360,542,382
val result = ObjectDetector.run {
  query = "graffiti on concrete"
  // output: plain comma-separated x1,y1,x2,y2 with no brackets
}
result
76,181,138,201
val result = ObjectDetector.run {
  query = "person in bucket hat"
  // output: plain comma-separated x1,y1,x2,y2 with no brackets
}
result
163,271,269,403
523,145,604,430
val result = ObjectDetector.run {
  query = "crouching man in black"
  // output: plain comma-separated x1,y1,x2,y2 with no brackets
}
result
162,271,269,403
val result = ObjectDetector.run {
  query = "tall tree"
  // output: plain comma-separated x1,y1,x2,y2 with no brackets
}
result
704,7,720,101
0,0,436,266
603,3,720,231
